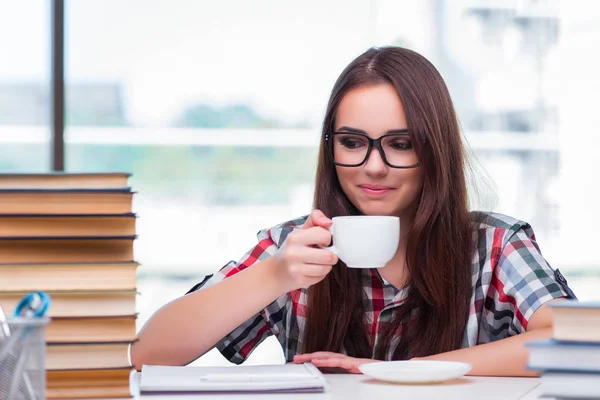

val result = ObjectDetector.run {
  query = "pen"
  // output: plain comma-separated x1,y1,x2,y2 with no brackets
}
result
199,374,317,382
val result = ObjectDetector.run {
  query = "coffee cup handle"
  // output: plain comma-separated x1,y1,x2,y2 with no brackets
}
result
318,225,338,256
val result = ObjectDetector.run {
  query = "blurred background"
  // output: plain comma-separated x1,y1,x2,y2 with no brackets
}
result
1,0,598,366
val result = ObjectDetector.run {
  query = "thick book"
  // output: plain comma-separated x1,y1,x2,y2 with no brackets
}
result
0,261,139,291
47,367,132,399
47,315,137,343
0,290,137,317
539,371,600,398
0,188,134,214
140,363,328,394
0,172,131,189
47,341,133,370
550,301,600,342
0,213,137,237
526,339,600,372
0,236,136,263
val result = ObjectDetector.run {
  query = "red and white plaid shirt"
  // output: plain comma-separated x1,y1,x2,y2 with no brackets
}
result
186,211,575,364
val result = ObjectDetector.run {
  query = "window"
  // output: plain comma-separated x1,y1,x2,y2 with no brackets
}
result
0,2,51,171
3,0,596,366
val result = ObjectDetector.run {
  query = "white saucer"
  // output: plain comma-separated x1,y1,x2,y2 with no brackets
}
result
358,360,472,384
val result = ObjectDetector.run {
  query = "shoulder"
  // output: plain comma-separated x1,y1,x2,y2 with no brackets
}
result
471,211,529,232
470,211,536,247
469,211,543,270
259,214,309,248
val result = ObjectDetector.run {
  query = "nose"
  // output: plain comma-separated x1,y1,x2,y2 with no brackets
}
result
363,147,388,177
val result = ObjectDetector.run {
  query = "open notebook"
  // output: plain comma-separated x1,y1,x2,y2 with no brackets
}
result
140,363,329,394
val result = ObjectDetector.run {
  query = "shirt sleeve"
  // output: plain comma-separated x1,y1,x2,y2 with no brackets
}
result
184,227,289,364
483,222,576,340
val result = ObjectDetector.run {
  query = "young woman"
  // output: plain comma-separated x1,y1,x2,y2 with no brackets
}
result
130,46,576,376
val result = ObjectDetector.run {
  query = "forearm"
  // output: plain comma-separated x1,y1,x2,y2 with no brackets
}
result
131,256,285,370
421,328,552,377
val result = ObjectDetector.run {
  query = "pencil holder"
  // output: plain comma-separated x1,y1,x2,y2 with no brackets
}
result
0,317,49,400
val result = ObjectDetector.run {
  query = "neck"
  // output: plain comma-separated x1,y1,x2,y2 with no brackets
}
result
377,216,411,289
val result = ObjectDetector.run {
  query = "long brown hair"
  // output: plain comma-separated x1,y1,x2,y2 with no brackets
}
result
303,47,474,360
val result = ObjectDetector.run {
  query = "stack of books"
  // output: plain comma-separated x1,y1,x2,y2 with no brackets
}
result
0,172,138,399
526,301,600,399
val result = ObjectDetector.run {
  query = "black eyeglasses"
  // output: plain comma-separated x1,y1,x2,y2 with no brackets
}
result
325,130,421,168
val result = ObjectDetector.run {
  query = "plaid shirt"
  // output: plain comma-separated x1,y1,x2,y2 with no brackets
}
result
187,211,576,364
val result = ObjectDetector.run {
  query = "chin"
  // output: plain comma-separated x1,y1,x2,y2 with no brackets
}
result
356,202,398,217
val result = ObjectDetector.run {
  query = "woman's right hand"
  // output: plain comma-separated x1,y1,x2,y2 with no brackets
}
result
274,209,338,291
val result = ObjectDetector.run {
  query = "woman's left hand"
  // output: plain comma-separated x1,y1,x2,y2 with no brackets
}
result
292,352,381,374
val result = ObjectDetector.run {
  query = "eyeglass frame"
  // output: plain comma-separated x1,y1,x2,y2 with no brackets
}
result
325,129,421,169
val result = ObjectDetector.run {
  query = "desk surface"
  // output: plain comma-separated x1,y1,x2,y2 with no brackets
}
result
127,373,546,400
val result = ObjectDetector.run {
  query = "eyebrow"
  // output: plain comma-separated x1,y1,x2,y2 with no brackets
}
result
337,126,409,135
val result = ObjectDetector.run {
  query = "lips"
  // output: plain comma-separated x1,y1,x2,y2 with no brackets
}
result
359,184,394,197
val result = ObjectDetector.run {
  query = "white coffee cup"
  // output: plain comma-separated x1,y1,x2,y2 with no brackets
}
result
322,215,400,268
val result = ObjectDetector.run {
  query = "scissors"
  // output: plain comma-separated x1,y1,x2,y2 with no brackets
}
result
13,291,51,318
0,290,50,348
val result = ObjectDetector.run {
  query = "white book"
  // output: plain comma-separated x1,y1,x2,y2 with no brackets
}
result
526,339,600,372
539,372,600,398
140,363,329,394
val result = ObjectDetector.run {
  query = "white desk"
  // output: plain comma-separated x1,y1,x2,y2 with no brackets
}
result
127,373,546,400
